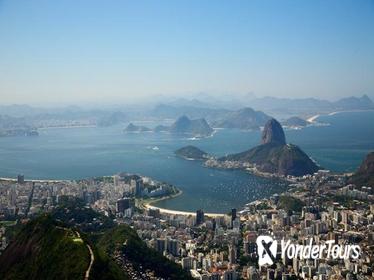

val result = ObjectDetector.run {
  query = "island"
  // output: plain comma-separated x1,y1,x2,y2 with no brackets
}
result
214,118,320,176
123,115,214,138
175,145,210,160
282,116,310,128
124,123,152,133
169,115,213,137
175,118,320,177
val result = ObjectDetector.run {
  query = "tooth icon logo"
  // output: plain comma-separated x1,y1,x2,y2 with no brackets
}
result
256,236,277,266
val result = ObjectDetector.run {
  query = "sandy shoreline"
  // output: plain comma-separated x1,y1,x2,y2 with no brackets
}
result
0,177,66,183
307,109,374,123
143,203,226,217
307,114,320,122
141,191,225,217
0,176,225,217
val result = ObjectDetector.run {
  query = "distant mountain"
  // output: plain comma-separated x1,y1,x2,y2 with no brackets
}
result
151,103,229,120
96,111,127,127
220,118,320,176
212,107,271,130
282,116,309,128
123,116,214,137
350,152,374,187
169,115,213,137
248,95,374,118
332,94,374,111
124,123,152,133
0,115,39,137
175,145,210,160
153,124,169,132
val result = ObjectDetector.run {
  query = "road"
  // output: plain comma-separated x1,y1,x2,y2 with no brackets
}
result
56,226,94,280
74,230,94,280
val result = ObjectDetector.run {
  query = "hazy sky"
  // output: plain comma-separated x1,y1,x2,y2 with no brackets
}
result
0,0,373,105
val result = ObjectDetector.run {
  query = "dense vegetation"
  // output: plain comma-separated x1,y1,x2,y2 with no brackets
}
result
52,196,115,232
98,225,193,280
175,145,209,160
0,215,90,280
350,151,374,188
223,142,319,176
0,197,188,280
277,195,305,213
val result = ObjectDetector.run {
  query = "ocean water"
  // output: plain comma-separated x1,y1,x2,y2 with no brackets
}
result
0,110,373,213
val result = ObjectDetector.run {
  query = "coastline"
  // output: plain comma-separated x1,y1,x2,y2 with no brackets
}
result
140,190,225,217
38,125,97,130
307,114,320,123
307,109,374,123
0,175,226,217
0,177,67,183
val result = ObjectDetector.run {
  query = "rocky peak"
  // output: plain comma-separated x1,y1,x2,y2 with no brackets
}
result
261,118,286,145
350,151,374,187
172,115,191,128
357,152,374,175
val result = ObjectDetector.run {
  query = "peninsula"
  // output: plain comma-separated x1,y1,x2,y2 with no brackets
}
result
177,118,320,177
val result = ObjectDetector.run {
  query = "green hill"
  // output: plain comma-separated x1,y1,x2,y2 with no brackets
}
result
350,151,374,187
98,225,193,280
0,215,90,280
51,196,115,232
277,195,305,212
0,214,127,280
175,145,209,160
0,197,189,280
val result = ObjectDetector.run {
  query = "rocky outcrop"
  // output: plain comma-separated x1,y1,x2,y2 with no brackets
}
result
169,116,213,137
350,152,374,187
124,116,214,137
261,118,286,145
220,118,319,176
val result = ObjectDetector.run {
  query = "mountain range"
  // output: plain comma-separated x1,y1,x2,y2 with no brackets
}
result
241,94,374,118
0,94,371,132
152,94,374,120
211,107,271,130
124,115,214,137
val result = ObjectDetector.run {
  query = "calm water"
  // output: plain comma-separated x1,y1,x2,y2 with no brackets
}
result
0,111,373,213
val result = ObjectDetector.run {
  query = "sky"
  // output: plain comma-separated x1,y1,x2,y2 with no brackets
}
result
0,0,373,105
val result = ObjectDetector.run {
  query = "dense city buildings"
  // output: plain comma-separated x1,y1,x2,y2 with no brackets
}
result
0,169,373,279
